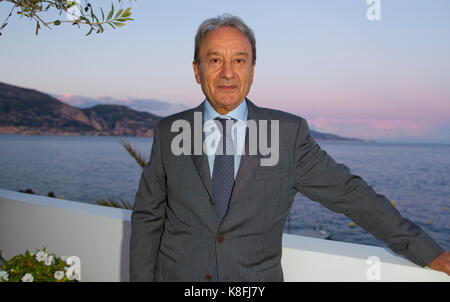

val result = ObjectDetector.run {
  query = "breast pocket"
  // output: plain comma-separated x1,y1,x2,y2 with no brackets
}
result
249,166,290,217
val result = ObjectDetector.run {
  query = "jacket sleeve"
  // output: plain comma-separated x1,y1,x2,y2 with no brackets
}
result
293,117,444,267
129,120,167,281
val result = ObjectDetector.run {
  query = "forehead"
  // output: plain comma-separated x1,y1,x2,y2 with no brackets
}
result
201,26,252,55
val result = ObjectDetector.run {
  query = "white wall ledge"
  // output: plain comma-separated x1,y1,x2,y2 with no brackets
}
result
0,189,448,282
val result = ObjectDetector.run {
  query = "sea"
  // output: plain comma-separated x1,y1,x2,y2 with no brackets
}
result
0,134,448,251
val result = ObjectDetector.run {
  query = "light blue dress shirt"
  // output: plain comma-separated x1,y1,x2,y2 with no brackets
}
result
203,98,248,179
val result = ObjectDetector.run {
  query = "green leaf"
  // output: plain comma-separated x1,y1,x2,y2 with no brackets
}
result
107,3,114,20
112,22,126,27
86,27,94,36
115,18,134,22
79,16,90,24
115,9,123,19
121,7,131,18
54,20,61,26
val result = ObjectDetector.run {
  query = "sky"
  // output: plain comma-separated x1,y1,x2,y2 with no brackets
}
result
0,0,449,144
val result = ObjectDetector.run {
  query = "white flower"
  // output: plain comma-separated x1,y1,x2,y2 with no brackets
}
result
60,256,67,262
21,273,34,282
35,250,48,263
0,270,9,281
44,255,54,266
35,250,45,257
54,271,64,280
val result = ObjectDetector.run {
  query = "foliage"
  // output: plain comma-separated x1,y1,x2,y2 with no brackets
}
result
0,0,135,36
120,139,147,168
96,197,133,210
0,248,78,282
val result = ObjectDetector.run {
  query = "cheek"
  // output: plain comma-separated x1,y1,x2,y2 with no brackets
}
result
200,70,214,88
237,71,251,87
207,72,221,89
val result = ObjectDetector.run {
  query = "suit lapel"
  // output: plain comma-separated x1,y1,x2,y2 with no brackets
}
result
229,98,267,206
188,101,214,199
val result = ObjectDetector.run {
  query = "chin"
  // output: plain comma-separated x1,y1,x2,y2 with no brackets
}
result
215,95,242,107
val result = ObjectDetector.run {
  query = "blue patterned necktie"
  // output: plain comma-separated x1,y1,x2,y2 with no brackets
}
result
212,117,235,223
211,117,235,282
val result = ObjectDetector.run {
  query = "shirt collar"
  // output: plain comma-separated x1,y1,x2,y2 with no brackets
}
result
203,98,248,123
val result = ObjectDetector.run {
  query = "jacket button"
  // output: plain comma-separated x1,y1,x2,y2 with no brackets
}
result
205,274,212,281
209,197,214,205
217,236,225,243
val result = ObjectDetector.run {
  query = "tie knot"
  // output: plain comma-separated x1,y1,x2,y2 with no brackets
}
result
214,117,235,135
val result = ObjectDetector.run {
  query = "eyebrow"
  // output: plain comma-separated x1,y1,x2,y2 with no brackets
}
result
235,52,249,57
206,51,249,57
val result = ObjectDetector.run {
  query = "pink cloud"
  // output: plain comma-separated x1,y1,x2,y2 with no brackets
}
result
98,95,132,103
57,93,75,101
54,93,84,106
118,97,132,103
307,117,436,140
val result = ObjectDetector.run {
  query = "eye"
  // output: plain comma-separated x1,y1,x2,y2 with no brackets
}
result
235,58,245,64
211,58,220,63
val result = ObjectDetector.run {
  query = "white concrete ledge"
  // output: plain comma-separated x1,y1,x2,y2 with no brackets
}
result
0,189,448,282
282,234,447,281
0,189,131,282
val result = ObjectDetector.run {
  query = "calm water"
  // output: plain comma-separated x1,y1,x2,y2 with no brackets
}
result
0,134,448,251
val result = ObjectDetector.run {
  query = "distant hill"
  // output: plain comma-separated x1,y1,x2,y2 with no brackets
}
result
0,81,159,137
0,81,368,141
310,130,367,142
52,93,190,117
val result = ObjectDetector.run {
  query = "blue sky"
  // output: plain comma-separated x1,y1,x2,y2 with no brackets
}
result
1,0,449,143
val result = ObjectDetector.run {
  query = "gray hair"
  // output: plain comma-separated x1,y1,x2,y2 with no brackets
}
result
194,13,256,65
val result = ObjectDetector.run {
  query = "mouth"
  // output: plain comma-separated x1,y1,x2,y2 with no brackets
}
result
218,85,237,91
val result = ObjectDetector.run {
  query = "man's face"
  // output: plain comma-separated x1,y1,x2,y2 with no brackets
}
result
193,26,255,114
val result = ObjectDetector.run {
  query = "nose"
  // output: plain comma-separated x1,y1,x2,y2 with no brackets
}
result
220,60,234,80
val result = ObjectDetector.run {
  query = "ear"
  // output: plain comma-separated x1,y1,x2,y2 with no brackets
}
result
192,61,201,84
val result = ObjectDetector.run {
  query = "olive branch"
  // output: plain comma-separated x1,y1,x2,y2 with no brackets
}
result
0,0,135,36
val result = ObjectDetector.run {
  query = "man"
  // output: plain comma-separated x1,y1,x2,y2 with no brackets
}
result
130,14,449,281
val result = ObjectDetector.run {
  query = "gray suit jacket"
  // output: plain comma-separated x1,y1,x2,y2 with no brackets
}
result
130,98,444,282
